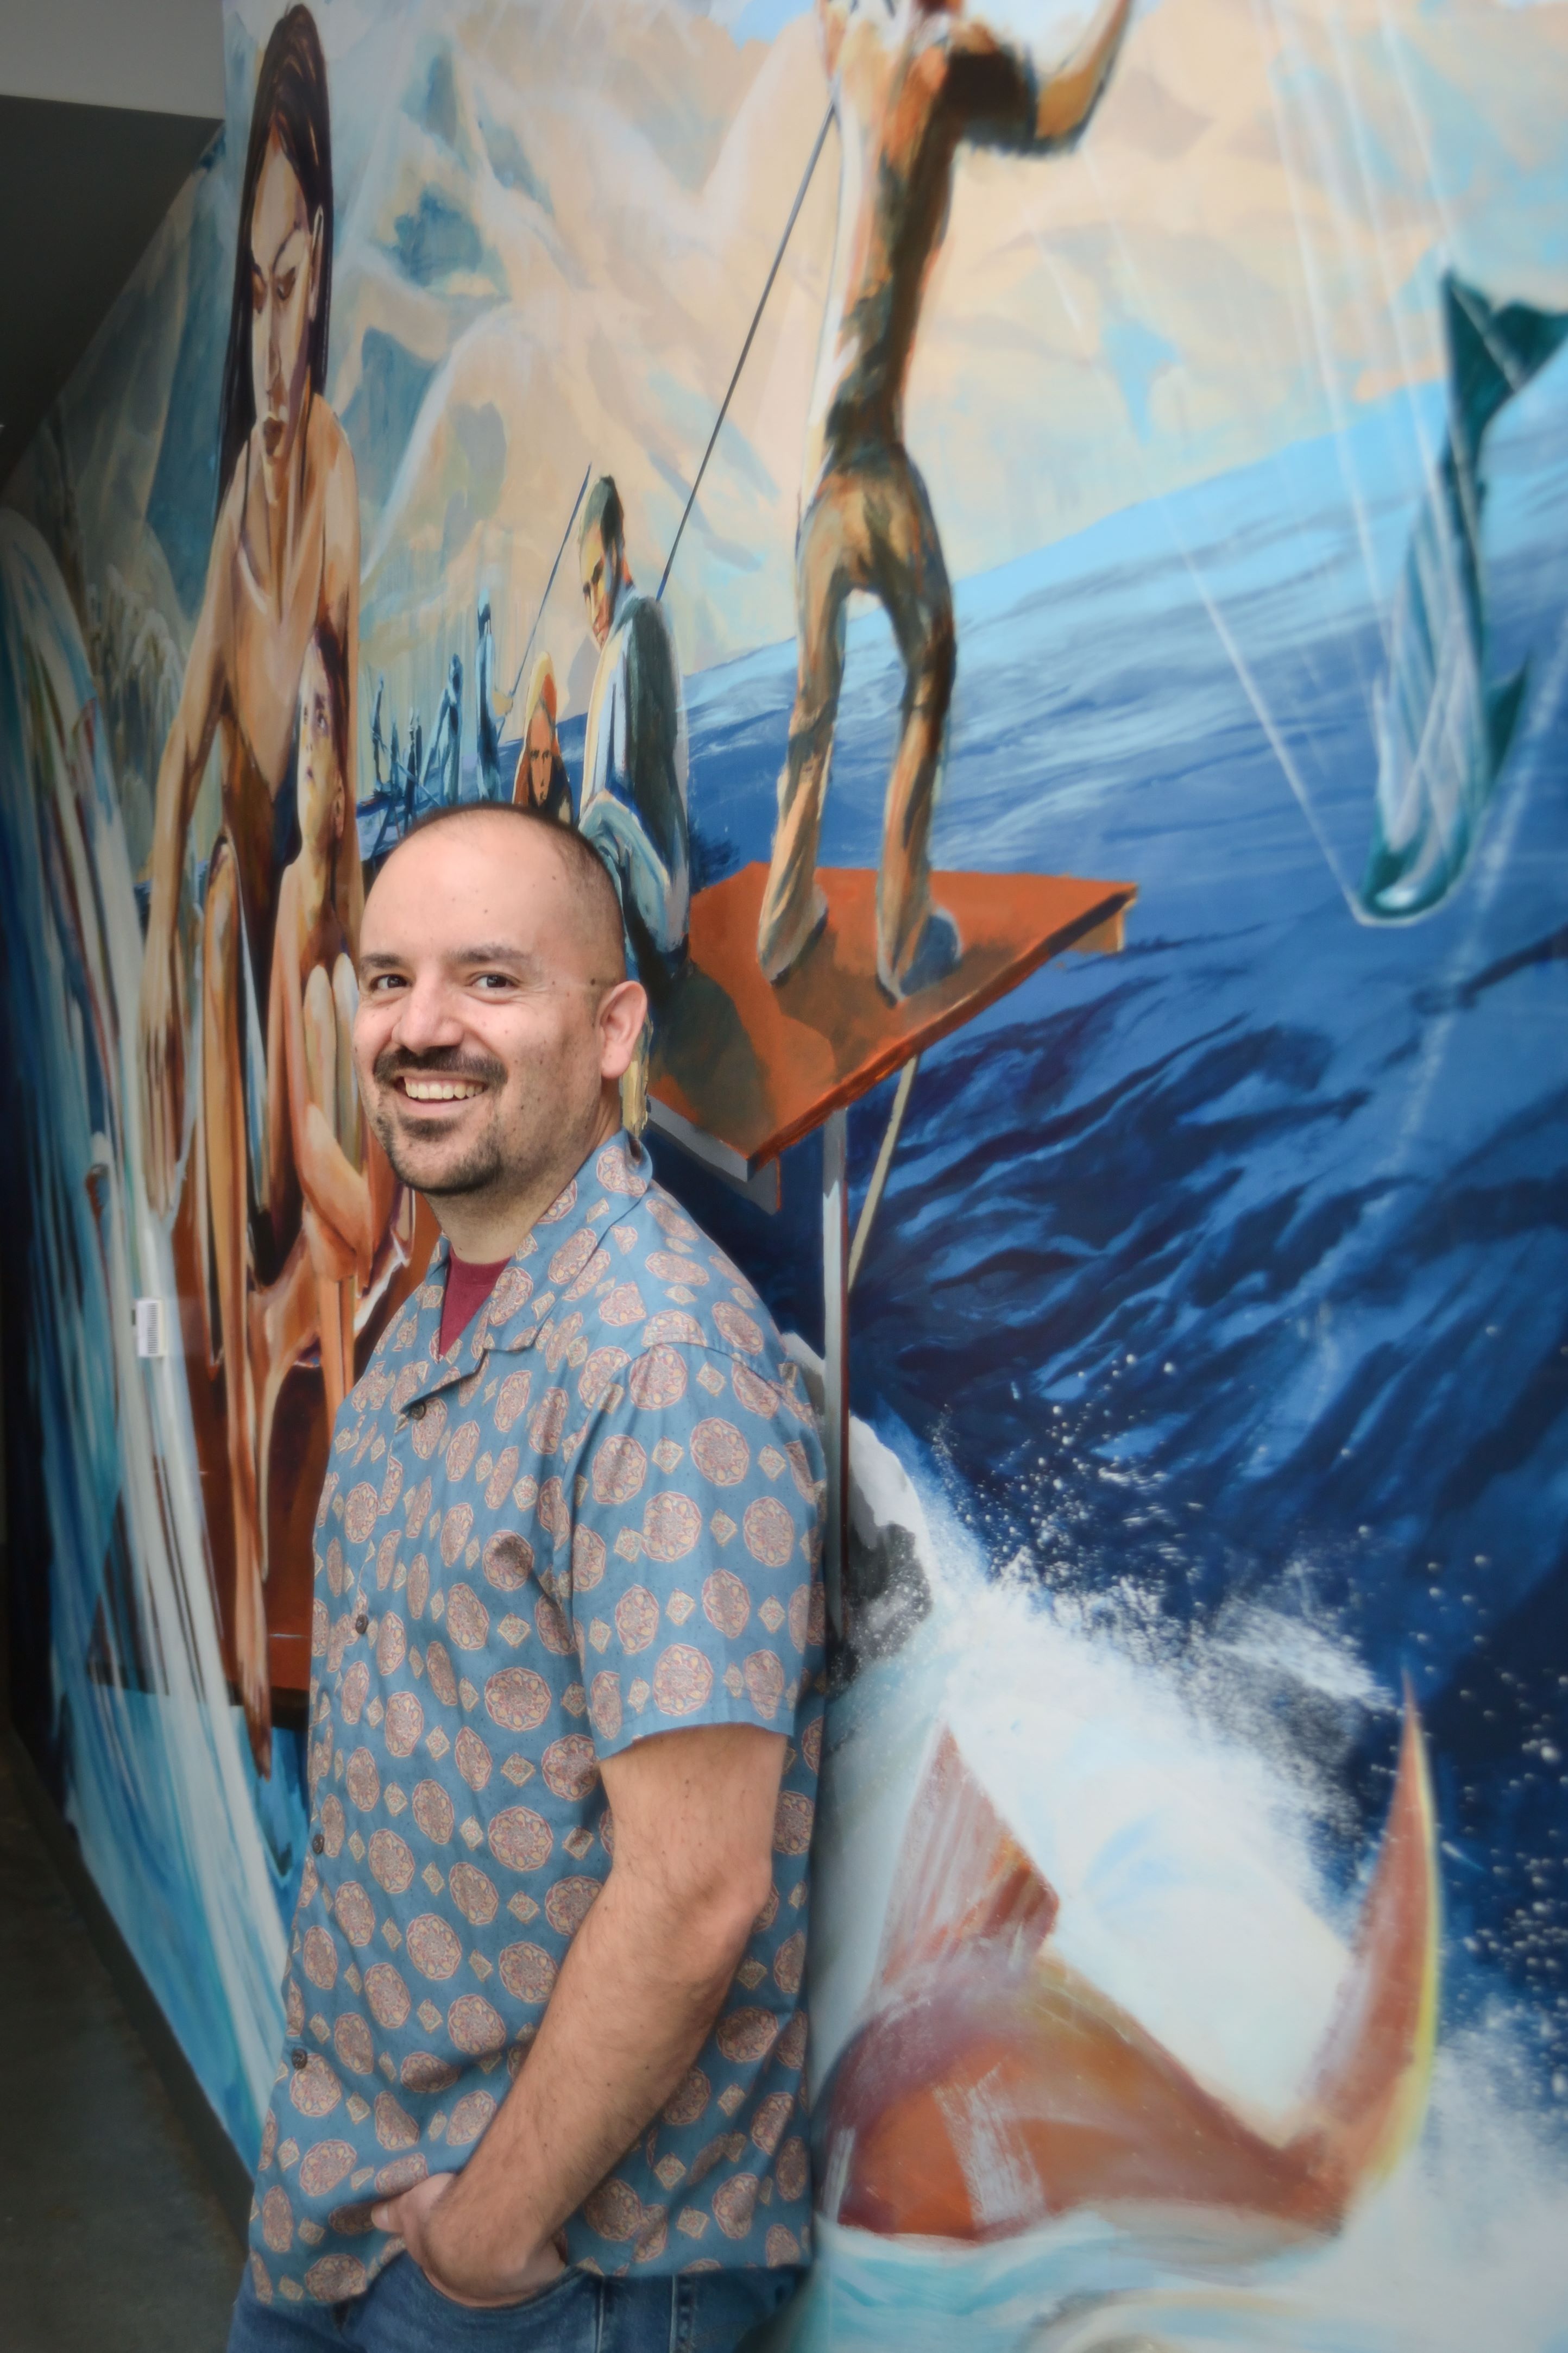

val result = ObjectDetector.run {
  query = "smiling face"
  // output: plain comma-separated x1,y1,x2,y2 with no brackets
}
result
524,705,555,807
352,814,642,1238
249,130,321,502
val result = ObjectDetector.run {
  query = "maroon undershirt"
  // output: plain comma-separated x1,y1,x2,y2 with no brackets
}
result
438,1250,511,1357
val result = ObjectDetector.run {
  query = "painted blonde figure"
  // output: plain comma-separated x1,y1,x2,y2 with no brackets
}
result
510,651,574,827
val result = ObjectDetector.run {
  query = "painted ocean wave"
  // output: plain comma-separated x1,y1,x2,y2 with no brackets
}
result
672,359,1568,2117
0,510,294,2157
761,1454,1568,2353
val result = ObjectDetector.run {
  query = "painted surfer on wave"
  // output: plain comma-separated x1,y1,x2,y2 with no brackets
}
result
759,0,1133,1000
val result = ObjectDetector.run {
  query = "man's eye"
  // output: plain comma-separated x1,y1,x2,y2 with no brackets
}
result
366,973,405,994
250,268,265,313
277,269,297,303
474,973,514,992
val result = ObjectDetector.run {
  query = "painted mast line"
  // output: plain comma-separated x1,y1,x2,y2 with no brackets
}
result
508,462,593,704
658,97,835,603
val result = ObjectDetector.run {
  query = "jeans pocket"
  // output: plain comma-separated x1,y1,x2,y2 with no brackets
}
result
405,2257,596,2342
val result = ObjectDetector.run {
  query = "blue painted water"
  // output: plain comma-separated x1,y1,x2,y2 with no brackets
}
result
654,369,1568,2111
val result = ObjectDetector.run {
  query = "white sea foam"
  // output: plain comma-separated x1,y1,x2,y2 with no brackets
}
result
776,1415,1568,2353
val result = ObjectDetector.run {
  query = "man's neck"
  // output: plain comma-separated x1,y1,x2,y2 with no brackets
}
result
426,1095,622,1264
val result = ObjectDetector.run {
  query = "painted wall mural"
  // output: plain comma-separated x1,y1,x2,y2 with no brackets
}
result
2,0,1567,2343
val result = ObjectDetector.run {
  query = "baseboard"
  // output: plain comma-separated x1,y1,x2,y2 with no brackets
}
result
3,1722,251,2243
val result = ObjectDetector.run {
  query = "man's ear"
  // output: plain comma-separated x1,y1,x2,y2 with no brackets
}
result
597,980,648,1083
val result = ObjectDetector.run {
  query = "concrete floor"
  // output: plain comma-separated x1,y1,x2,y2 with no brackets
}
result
0,1742,243,2351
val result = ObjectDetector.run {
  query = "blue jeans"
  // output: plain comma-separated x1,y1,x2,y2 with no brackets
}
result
227,2255,798,2353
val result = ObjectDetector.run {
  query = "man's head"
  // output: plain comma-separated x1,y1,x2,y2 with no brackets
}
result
579,475,631,650
297,623,348,865
353,807,642,1244
520,652,559,810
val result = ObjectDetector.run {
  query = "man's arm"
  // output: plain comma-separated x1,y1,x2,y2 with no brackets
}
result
323,417,365,939
137,487,235,1212
626,599,687,865
372,1721,786,2305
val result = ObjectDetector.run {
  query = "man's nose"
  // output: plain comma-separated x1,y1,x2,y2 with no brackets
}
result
387,973,467,1054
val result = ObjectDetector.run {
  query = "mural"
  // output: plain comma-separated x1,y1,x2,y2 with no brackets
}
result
3,0,1568,2343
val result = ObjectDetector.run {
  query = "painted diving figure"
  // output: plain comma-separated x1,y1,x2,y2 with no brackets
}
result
759,0,1133,999
1360,273,1568,920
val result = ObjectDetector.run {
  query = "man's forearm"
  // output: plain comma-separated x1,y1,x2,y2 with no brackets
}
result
415,1861,755,2293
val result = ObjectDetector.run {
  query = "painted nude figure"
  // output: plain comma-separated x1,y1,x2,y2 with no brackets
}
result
758,0,1132,997
137,8,359,1768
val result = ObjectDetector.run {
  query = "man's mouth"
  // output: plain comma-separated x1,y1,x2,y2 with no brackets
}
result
396,1076,486,1103
262,416,285,459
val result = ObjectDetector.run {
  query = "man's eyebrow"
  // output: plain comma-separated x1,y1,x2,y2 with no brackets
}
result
454,943,540,967
358,943,544,974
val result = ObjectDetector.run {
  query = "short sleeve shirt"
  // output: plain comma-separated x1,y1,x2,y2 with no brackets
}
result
245,1133,827,2310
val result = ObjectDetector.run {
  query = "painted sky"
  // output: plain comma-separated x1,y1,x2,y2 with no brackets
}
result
41,0,1568,814
276,0,1568,705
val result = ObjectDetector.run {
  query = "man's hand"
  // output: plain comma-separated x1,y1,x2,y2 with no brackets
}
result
370,2171,565,2308
367,1722,785,2299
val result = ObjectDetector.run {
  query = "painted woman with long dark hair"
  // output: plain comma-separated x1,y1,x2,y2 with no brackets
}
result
137,5,361,1772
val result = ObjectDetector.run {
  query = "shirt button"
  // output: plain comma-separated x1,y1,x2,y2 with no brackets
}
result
409,1400,426,1421
291,2047,309,2071
355,1612,369,1635
311,1833,325,1855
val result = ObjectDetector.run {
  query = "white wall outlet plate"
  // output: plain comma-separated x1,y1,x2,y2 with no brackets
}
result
131,1297,167,1359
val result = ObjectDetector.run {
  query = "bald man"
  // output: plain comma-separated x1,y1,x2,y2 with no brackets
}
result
228,805,826,2353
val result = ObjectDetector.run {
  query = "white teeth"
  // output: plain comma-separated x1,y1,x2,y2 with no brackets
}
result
401,1079,483,1102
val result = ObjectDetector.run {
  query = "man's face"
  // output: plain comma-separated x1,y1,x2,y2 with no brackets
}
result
580,526,621,650
249,131,319,505
297,638,343,858
352,820,620,1205
525,706,555,807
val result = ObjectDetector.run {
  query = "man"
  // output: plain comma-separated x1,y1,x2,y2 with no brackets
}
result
403,706,422,833
228,804,824,2353
475,593,503,800
757,0,1133,1000
577,478,690,1001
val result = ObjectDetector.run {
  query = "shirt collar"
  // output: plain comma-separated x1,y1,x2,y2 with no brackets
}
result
402,1127,651,1405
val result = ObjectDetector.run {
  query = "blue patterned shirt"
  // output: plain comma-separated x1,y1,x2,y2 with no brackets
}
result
246,1132,826,2310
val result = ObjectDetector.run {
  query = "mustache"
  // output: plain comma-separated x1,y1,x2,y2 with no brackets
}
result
372,1046,507,1090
